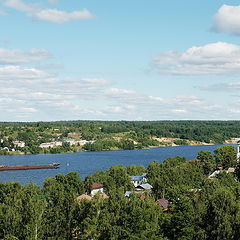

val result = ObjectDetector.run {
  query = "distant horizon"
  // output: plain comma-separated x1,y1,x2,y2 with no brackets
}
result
1,1,240,121
1,119,240,123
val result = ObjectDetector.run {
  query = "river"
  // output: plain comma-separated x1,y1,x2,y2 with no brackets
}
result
0,144,231,184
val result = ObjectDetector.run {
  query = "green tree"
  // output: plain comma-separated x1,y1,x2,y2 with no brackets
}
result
214,145,237,169
197,151,215,174
204,187,239,240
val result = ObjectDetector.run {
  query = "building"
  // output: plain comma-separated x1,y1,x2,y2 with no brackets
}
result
90,183,104,196
63,138,76,146
237,141,240,160
135,183,153,191
208,170,221,179
12,141,25,148
131,174,147,187
76,194,93,201
157,198,169,211
63,139,95,146
39,141,62,148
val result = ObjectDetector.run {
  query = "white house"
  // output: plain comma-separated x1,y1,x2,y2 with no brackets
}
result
237,141,240,160
135,183,153,191
131,174,147,187
90,183,104,197
39,141,62,148
63,139,95,146
12,141,25,148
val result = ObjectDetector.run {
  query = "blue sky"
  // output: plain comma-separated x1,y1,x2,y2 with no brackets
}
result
1,0,240,121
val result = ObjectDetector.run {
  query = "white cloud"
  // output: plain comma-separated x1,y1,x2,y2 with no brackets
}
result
154,42,240,75
199,82,240,92
213,5,240,35
171,109,187,114
229,109,240,114
105,88,136,97
21,107,38,113
4,0,95,24
78,78,111,86
0,48,51,64
149,96,165,102
34,8,94,24
7,107,37,113
5,0,39,12
0,65,54,79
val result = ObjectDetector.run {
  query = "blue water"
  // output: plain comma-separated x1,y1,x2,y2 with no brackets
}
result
0,145,228,184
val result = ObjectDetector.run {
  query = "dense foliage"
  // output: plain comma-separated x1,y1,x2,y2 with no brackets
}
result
1,120,240,154
0,145,239,239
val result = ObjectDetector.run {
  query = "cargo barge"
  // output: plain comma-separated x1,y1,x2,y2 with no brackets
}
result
0,163,60,171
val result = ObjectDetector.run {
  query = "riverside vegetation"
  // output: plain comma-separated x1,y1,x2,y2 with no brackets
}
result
1,120,240,155
0,145,240,240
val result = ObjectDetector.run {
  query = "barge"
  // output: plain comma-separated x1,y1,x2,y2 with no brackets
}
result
0,163,60,171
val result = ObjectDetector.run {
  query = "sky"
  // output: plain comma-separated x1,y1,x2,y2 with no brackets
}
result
1,0,240,121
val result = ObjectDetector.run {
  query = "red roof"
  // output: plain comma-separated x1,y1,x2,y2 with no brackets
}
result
157,198,169,209
92,183,104,189
189,159,201,163
98,193,109,199
76,194,92,201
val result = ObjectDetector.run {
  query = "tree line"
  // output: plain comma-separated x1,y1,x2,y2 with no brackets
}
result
1,120,240,154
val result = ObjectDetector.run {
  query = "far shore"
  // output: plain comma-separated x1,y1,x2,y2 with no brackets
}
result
0,141,233,157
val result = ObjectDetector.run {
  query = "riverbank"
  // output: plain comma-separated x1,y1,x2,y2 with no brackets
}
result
0,137,226,156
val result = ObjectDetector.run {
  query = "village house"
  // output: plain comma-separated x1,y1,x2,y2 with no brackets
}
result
63,138,77,146
90,183,104,197
76,194,93,201
130,174,147,187
208,167,235,179
125,190,145,197
12,141,25,148
157,198,169,211
135,183,153,191
76,192,108,201
63,139,95,146
39,141,62,148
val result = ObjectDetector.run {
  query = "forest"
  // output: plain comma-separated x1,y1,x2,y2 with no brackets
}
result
0,145,240,240
1,120,240,154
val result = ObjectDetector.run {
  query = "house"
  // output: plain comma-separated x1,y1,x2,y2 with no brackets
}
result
76,194,92,201
63,139,95,146
208,168,236,179
97,193,109,199
135,183,153,191
124,190,146,199
63,138,77,146
39,141,62,148
227,167,235,173
131,174,147,187
189,158,201,163
2,147,9,152
77,140,95,146
12,141,25,148
208,170,221,179
157,198,169,211
91,183,104,196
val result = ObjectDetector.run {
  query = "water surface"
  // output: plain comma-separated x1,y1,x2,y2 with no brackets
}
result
0,145,228,184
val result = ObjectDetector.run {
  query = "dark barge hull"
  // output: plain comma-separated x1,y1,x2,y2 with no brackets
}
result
0,164,59,171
